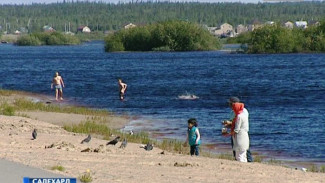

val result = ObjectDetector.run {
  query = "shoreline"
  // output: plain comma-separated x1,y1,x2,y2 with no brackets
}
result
1,89,324,169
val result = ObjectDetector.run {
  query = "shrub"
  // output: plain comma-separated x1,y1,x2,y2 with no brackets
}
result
16,32,80,46
16,35,41,46
51,165,65,171
105,20,220,52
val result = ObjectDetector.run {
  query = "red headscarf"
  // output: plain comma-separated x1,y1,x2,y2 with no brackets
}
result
231,103,244,133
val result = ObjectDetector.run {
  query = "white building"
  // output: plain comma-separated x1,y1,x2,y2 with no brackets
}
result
295,21,308,29
77,26,91,33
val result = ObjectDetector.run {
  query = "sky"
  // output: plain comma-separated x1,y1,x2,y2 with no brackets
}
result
0,0,290,5
0,0,320,4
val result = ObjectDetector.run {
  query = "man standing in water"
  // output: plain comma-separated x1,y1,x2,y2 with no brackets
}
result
118,79,127,100
51,72,65,101
223,97,253,162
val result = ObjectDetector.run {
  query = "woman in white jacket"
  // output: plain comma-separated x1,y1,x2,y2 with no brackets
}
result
231,102,249,162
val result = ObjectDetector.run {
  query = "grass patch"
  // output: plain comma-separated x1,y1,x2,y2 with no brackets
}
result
64,121,114,136
51,165,65,172
0,89,19,96
79,169,93,183
320,165,325,173
0,103,15,116
16,112,30,118
13,98,109,116
63,121,189,154
309,164,319,172
253,155,264,163
160,139,187,154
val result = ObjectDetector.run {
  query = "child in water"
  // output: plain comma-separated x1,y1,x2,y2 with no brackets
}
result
185,118,201,156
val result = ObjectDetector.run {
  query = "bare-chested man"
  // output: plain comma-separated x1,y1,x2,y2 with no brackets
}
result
51,72,65,101
118,79,127,100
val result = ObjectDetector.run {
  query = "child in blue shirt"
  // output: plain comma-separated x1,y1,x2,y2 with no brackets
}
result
185,118,201,156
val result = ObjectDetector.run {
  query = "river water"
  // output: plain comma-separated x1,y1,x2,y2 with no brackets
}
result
1,41,324,163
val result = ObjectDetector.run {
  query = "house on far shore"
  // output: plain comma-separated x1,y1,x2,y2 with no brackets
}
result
43,25,55,32
236,24,248,35
247,20,263,32
14,30,21,35
309,20,320,27
295,21,308,29
214,23,233,36
77,26,91,33
124,23,137,29
265,21,275,25
284,21,294,29
211,23,234,37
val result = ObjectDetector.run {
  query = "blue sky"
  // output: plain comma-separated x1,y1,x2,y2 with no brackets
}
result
0,0,320,4
0,0,265,5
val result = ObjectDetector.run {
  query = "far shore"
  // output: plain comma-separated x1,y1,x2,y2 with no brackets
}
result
0,89,325,182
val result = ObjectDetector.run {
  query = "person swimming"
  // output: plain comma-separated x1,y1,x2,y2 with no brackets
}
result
178,93,199,100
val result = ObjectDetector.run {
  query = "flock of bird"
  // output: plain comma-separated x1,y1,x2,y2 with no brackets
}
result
31,128,152,151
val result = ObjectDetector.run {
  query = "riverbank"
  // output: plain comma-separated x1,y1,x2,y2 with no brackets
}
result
0,90,325,182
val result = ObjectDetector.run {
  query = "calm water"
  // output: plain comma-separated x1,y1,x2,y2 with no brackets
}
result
1,41,324,162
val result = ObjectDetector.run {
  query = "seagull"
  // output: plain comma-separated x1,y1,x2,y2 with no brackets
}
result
81,134,91,144
119,138,128,149
144,142,153,151
129,130,134,135
106,136,120,146
32,129,37,140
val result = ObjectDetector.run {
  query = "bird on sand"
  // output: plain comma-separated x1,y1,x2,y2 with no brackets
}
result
129,130,134,135
81,134,91,144
144,142,153,151
106,136,120,146
32,129,37,140
119,138,128,149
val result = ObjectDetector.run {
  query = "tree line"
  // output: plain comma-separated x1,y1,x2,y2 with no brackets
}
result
105,20,220,52
1,1,325,33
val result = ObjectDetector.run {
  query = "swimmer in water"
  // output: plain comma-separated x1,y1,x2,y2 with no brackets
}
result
118,79,127,100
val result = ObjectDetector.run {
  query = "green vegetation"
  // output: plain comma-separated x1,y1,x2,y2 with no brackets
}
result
0,103,15,116
16,32,81,46
105,20,220,52
51,165,65,172
253,154,264,163
1,2,325,33
228,23,325,53
309,164,319,172
75,31,107,42
307,165,325,173
0,89,23,96
79,169,93,183
12,98,109,116
320,165,325,173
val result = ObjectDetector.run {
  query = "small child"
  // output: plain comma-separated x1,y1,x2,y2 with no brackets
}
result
185,118,201,156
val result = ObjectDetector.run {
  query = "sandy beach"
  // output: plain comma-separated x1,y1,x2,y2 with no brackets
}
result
0,113,325,183
0,91,324,182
